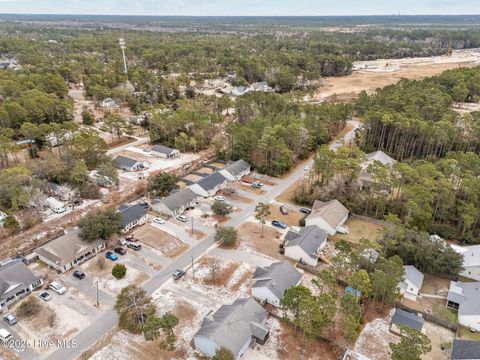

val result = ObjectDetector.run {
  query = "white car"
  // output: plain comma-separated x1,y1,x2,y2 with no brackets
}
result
153,217,165,224
214,196,225,202
176,215,188,223
118,238,127,246
0,328,12,343
304,165,311,171
49,281,67,295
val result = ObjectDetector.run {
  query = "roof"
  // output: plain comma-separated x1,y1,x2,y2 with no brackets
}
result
151,145,178,155
35,229,104,268
447,281,480,316
224,159,250,177
307,200,349,230
285,225,328,260
252,262,302,300
365,150,397,166
195,298,268,356
195,172,227,191
119,204,147,227
451,340,480,359
0,261,42,301
391,308,424,331
403,265,424,290
114,155,140,169
158,188,197,212
451,244,480,268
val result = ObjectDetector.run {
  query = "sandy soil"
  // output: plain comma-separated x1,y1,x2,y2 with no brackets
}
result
134,225,189,258
422,322,455,360
237,222,284,260
267,203,305,227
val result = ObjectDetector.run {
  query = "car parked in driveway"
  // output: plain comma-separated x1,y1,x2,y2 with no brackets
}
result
127,243,142,251
280,206,288,215
114,247,127,255
73,270,85,279
118,238,127,246
153,217,165,224
0,328,13,343
49,281,67,295
251,182,263,188
3,314,17,326
172,269,186,280
271,220,287,229
176,215,188,223
214,195,225,201
38,291,52,302
299,207,312,214
106,252,118,261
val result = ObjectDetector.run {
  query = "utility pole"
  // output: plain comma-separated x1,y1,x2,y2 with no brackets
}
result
96,280,99,307
191,248,195,281
191,216,194,236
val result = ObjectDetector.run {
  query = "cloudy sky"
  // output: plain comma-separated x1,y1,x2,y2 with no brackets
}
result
0,0,479,16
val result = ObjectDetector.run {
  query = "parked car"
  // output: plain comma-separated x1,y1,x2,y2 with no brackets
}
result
142,148,151,153
280,206,288,215
304,165,311,171
114,247,127,255
0,328,12,343
241,176,254,184
49,281,67,295
299,207,312,214
153,217,165,224
251,182,263,189
73,270,85,279
127,243,142,251
176,215,188,223
138,201,150,209
3,314,17,326
214,196,225,202
271,220,287,229
118,238,127,246
38,291,52,302
125,235,139,242
106,252,119,261
172,269,186,280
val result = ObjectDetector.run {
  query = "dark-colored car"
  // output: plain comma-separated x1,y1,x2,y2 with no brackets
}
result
271,220,287,229
127,243,142,251
114,247,127,255
299,207,312,214
251,182,263,189
125,234,138,242
138,201,150,209
172,269,186,280
73,270,85,279
280,206,288,215
38,291,52,302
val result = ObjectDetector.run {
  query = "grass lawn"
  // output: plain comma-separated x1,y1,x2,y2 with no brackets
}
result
458,326,480,341
331,218,384,245
433,305,458,324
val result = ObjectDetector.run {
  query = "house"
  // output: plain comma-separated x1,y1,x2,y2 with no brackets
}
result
284,225,328,267
119,204,148,232
152,188,197,217
219,159,251,181
189,172,228,198
0,211,7,226
390,308,424,334
304,199,349,235
250,81,272,92
151,145,180,159
400,265,424,301
46,182,77,202
231,86,249,97
194,298,269,359
0,260,43,311
35,229,106,273
362,150,397,169
450,340,480,360
114,156,144,172
128,115,146,125
100,98,115,108
451,244,480,281
252,262,302,307
446,281,480,331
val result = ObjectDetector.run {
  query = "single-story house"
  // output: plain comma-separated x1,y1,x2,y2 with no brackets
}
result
189,172,228,198
114,155,144,172
284,225,328,267
100,98,115,108
250,81,272,92
450,339,480,360
451,244,480,281
219,159,251,181
128,115,146,125
252,262,302,307
304,199,349,235
0,260,43,311
46,182,77,202
151,188,197,217
119,204,148,232
362,150,397,170
231,86,249,97
194,298,269,359
400,265,424,301
35,229,106,273
390,308,424,335
151,145,180,159
447,281,480,331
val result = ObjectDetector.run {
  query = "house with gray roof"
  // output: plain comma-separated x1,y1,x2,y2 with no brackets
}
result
359,150,397,190
451,339,480,360
390,308,424,334
451,244,480,281
400,265,424,301
252,262,302,307
119,204,148,232
151,145,180,158
194,298,269,359
152,188,197,217
284,225,328,267
189,172,228,198
114,155,144,172
447,281,480,331
35,229,105,273
219,159,251,181
305,199,349,235
0,260,43,311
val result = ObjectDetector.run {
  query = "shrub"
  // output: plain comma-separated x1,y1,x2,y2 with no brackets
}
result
214,226,237,247
17,297,40,318
112,264,127,279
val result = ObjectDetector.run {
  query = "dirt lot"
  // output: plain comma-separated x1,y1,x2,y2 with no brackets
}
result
233,182,266,195
219,188,254,204
196,167,214,174
183,173,203,182
135,224,189,258
276,179,303,204
267,204,305,227
420,273,451,296
237,222,284,259
422,322,455,360
332,218,384,245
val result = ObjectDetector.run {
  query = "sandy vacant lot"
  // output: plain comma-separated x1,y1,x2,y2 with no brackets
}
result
267,203,305,227
135,225,189,258
237,221,284,260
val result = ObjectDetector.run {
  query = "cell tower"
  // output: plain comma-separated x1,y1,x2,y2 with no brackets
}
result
119,38,128,77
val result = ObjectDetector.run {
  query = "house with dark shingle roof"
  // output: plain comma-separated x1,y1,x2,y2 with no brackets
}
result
151,145,180,158
219,159,251,181
447,281,480,332
114,155,144,172
400,265,424,301
0,261,43,311
390,308,424,334
194,298,269,359
252,262,302,307
284,225,328,267
119,204,148,232
152,188,197,217
451,339,480,360
189,172,227,198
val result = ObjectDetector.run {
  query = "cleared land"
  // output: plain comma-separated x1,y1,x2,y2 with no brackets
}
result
267,204,305,227
237,222,284,259
135,225,189,258
332,218,384,244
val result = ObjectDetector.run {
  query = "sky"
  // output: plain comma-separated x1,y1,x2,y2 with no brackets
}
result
0,0,479,16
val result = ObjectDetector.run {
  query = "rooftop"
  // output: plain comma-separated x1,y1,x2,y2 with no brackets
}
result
195,172,227,191
223,159,250,176
451,339,480,360
157,188,197,211
114,155,140,168
151,144,178,155
252,262,302,300
307,199,349,230
391,308,424,331
119,204,147,227
447,281,480,316
0,261,42,300
285,225,328,261
403,265,424,290
365,150,397,167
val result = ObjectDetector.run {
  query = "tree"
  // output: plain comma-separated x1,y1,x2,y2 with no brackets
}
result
346,270,372,298
214,226,237,247
115,285,156,334
112,264,127,279
103,114,129,142
81,109,95,126
3,214,20,234
211,200,233,217
78,208,123,242
389,325,431,360
69,159,89,186
147,172,179,197
213,347,235,360
254,202,271,238
141,312,179,350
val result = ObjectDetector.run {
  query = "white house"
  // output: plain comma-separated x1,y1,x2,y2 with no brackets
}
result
151,188,197,217
151,145,180,159
46,182,77,202
451,244,480,281
114,155,144,172
400,265,424,301
447,281,480,331
252,262,302,307
100,98,116,108
219,159,251,181
189,172,228,198
304,199,349,235
284,225,328,267
194,298,269,359
118,204,148,232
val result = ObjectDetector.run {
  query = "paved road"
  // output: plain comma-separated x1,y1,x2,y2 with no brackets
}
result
45,120,360,360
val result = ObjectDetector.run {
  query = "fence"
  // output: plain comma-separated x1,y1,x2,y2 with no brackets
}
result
395,301,458,331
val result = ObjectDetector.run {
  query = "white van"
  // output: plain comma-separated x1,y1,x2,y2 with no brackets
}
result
46,197,66,213
0,328,12,343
